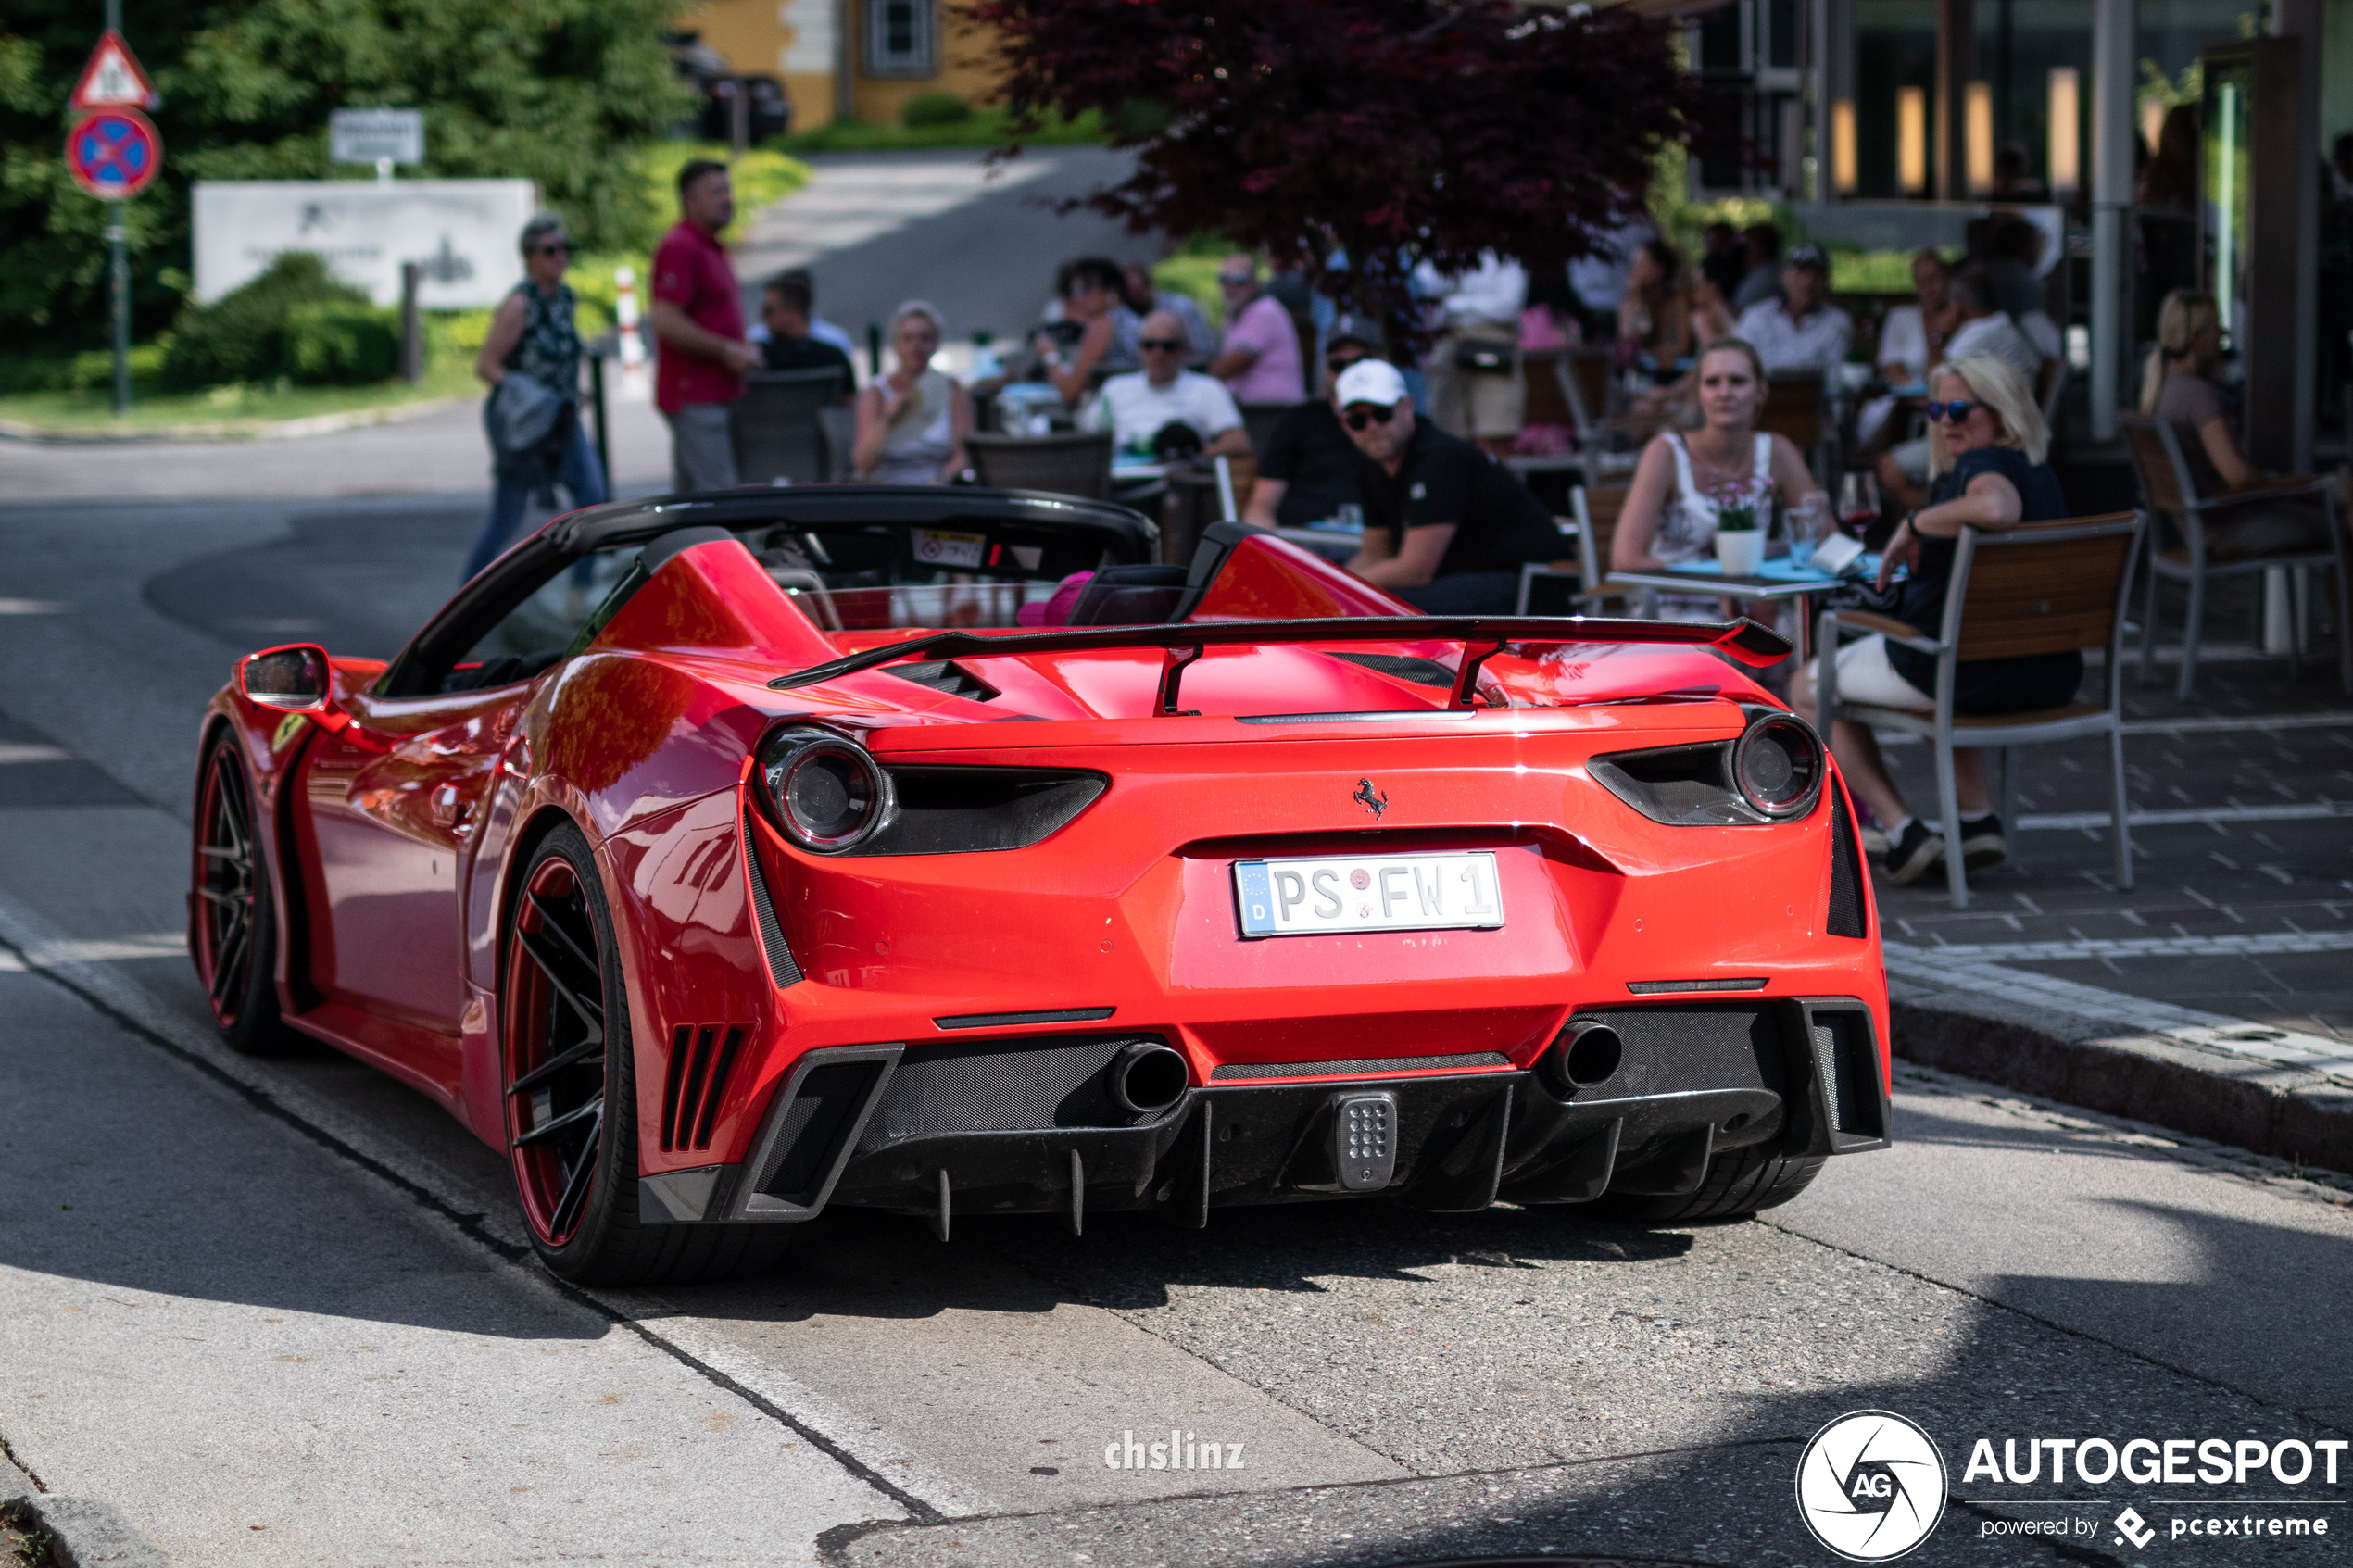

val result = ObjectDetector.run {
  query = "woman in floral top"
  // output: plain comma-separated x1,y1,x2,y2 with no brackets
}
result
463,213,610,582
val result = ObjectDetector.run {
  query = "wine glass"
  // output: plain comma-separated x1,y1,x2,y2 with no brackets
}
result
1836,472,1881,538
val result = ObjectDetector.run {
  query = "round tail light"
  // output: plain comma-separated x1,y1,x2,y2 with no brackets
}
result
1733,713,1824,819
761,728,892,853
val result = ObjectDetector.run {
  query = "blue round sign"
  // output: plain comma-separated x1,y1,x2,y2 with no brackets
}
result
67,108,161,199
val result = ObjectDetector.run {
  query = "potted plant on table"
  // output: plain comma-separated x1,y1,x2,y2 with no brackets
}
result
1711,485,1766,577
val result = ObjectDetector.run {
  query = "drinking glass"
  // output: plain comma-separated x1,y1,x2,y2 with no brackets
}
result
1836,472,1881,538
1788,490,1828,572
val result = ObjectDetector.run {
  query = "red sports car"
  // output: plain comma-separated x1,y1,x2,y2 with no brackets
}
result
192,487,1889,1285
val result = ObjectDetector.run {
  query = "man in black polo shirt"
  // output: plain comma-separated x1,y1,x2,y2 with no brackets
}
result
758,273,855,396
1333,358,1563,613
1242,314,1380,530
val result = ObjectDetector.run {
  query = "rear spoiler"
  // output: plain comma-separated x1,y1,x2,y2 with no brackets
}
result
770,615,1791,713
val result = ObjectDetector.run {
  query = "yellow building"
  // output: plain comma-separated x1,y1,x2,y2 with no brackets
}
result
688,0,1009,127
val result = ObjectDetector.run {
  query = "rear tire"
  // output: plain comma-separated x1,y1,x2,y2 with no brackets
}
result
1592,1146,1825,1223
192,734,306,1058
501,822,790,1286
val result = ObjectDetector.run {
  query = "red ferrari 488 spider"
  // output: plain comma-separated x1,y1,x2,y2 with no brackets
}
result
193,487,1889,1284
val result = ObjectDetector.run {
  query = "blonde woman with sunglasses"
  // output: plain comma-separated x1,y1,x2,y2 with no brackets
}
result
1794,354,2070,884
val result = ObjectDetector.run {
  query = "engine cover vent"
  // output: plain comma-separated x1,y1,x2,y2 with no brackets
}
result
887,660,999,702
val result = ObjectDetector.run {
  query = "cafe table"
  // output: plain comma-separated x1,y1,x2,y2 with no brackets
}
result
1599,552,1881,667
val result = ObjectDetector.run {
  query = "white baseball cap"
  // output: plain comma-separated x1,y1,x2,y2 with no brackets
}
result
1332,358,1409,408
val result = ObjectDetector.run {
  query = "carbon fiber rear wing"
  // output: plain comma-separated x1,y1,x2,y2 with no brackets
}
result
769,615,1791,713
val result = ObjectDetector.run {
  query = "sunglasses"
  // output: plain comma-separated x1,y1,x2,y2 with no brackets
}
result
1926,399,1980,422
530,244,571,257
1139,337,1188,352
1343,404,1398,431
1326,354,1366,373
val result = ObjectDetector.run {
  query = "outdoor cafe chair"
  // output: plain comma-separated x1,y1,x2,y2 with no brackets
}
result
963,430,1115,501
2117,414,2352,699
1515,483,1629,616
1814,510,2145,909
729,367,848,485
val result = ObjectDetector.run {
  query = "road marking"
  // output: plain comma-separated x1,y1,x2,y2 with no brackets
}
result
1880,711,2353,746
0,598,66,614
0,743,73,764
733,155,1060,275
1907,929,2353,960
2020,800,2352,831
1884,941,2353,1084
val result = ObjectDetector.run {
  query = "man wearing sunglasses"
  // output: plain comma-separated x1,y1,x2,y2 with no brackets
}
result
466,212,610,582
1242,314,1381,529
1335,358,1562,613
1205,256,1304,405
1089,309,1250,459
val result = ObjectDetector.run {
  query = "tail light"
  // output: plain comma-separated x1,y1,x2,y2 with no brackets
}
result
760,727,893,853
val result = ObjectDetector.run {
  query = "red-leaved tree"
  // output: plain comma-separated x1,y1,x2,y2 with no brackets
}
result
970,0,1696,323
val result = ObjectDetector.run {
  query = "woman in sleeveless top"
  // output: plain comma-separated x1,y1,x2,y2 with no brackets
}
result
1613,337,1816,614
464,213,610,583
853,301,972,484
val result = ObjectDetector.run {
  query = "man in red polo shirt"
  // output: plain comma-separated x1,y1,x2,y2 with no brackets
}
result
649,159,761,491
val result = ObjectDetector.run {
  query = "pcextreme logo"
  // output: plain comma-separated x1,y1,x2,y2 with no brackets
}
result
1796,1410,1950,1562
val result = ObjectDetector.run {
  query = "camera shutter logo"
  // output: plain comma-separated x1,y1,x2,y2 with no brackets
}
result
1795,1410,1947,1561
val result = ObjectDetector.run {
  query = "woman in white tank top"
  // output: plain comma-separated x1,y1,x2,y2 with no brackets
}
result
1613,338,1818,596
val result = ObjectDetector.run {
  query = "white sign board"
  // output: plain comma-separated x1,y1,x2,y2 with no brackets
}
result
330,107,424,166
192,179,535,309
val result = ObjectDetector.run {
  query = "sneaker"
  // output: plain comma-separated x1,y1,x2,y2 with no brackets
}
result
1859,823,1888,856
1881,819,1947,885
1959,813,2007,872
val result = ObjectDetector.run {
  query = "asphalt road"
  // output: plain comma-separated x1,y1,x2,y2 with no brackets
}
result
4,492,2352,1567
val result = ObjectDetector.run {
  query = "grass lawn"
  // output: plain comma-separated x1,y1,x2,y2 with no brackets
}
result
0,360,478,439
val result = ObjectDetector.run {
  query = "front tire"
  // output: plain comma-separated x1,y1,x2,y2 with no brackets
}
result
1594,1146,1825,1223
192,734,304,1057
501,823,787,1286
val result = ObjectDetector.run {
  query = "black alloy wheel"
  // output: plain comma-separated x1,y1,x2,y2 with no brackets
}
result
501,822,789,1285
192,735,300,1056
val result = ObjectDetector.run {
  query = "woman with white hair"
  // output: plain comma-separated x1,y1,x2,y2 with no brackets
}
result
464,212,609,580
853,300,971,484
1794,354,2070,885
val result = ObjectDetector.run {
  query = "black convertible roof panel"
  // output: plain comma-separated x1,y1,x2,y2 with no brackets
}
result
550,484,1158,560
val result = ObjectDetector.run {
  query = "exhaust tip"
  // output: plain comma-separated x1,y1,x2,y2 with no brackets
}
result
1111,1042,1189,1115
1545,1021,1623,1093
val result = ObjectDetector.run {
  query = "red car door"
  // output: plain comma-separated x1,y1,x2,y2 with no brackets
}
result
294,684,526,1098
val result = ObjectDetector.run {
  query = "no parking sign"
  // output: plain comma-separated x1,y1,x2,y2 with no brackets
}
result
66,107,162,200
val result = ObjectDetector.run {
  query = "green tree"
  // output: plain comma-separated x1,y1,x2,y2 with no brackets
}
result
0,0,693,355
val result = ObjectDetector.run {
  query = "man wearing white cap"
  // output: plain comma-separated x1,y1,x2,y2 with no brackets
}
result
1332,358,1562,614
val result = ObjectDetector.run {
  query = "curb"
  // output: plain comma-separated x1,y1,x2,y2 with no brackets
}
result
1888,992,2353,1174
0,395,469,446
3,1458,169,1567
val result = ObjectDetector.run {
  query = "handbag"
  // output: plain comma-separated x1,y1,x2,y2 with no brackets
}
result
487,370,564,457
1453,338,1518,375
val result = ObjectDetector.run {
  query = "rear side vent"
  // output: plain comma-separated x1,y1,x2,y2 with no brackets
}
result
661,1023,748,1151
757,1060,890,1206
1807,1007,1888,1147
1825,777,1869,938
888,660,998,702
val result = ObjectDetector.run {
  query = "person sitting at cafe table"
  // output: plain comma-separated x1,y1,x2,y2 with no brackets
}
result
1334,358,1562,615
1732,245,1852,374
1856,249,1955,447
757,272,855,395
1089,309,1251,459
1612,337,1816,595
1244,313,1382,530
1793,354,2071,887
1033,257,1140,407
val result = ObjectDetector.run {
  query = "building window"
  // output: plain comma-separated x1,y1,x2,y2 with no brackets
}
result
864,0,937,77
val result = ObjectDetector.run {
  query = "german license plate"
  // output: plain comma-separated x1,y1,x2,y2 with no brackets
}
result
1232,851,1504,939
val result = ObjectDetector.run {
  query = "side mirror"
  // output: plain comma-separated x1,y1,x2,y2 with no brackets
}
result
237,644,336,712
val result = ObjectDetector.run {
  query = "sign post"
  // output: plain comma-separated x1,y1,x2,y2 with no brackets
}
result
67,16,159,417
